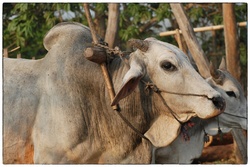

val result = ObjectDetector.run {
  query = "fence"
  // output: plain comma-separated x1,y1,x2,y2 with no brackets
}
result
159,21,247,37
3,46,35,60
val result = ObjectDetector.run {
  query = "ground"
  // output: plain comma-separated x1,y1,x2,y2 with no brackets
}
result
193,132,238,164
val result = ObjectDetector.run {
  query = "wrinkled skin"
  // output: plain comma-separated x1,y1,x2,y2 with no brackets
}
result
3,22,225,164
155,61,247,164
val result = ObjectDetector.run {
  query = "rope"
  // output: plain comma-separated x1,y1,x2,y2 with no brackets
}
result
142,80,218,124
154,92,183,124
217,117,223,141
115,111,150,141
143,81,210,99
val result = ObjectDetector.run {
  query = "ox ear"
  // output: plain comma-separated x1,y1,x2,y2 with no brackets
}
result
111,60,144,106
145,116,180,147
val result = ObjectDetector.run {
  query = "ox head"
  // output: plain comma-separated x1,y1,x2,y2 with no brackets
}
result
154,59,247,164
205,58,247,134
111,38,225,147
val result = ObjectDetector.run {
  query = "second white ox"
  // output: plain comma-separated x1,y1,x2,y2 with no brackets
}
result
4,22,225,164
155,59,247,164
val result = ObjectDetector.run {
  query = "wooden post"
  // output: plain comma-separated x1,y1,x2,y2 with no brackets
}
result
105,3,119,49
83,3,118,110
170,3,210,78
174,29,183,51
223,3,241,82
3,48,8,58
17,53,21,59
222,5,246,163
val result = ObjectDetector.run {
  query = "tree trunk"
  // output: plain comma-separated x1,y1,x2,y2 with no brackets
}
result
223,3,241,82
94,15,106,39
170,3,210,78
105,3,119,48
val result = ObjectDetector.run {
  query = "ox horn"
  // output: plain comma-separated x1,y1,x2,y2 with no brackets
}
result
128,38,149,52
209,61,225,85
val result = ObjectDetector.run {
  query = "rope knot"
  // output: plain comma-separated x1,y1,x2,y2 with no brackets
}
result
144,82,160,95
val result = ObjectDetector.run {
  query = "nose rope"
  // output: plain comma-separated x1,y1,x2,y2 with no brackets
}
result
143,80,186,124
143,81,211,99
155,89,183,124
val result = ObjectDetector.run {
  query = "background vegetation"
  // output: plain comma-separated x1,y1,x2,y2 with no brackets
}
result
2,3,247,93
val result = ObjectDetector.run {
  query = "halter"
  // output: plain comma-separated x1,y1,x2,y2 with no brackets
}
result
114,78,214,142
96,45,246,145
83,40,206,142
82,32,227,143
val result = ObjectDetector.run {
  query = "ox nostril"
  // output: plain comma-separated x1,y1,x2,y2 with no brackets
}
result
212,96,226,111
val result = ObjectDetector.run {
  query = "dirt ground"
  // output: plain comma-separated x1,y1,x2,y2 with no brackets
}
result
193,143,236,164
193,132,238,164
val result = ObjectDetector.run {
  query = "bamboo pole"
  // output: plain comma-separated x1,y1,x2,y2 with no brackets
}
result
159,21,247,37
174,29,183,51
3,46,21,58
83,4,118,110
9,46,20,53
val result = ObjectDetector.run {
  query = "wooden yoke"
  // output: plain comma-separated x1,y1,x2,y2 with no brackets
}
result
84,47,107,64
83,4,118,110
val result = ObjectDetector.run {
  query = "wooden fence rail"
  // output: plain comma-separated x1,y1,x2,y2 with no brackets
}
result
159,21,247,37
3,46,35,60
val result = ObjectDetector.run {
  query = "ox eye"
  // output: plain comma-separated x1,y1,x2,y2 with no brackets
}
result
161,61,176,71
226,91,236,98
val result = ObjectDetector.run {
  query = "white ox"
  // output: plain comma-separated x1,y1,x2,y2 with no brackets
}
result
155,59,247,164
3,22,225,164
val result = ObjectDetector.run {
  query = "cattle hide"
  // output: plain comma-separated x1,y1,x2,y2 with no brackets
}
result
3,22,225,164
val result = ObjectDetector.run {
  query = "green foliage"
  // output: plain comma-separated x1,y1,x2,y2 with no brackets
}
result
188,5,204,21
119,3,173,43
155,4,171,21
3,3,247,66
2,3,247,94
2,3,178,58
119,25,140,41
235,3,247,21
3,3,83,59
94,3,108,13
119,3,152,40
